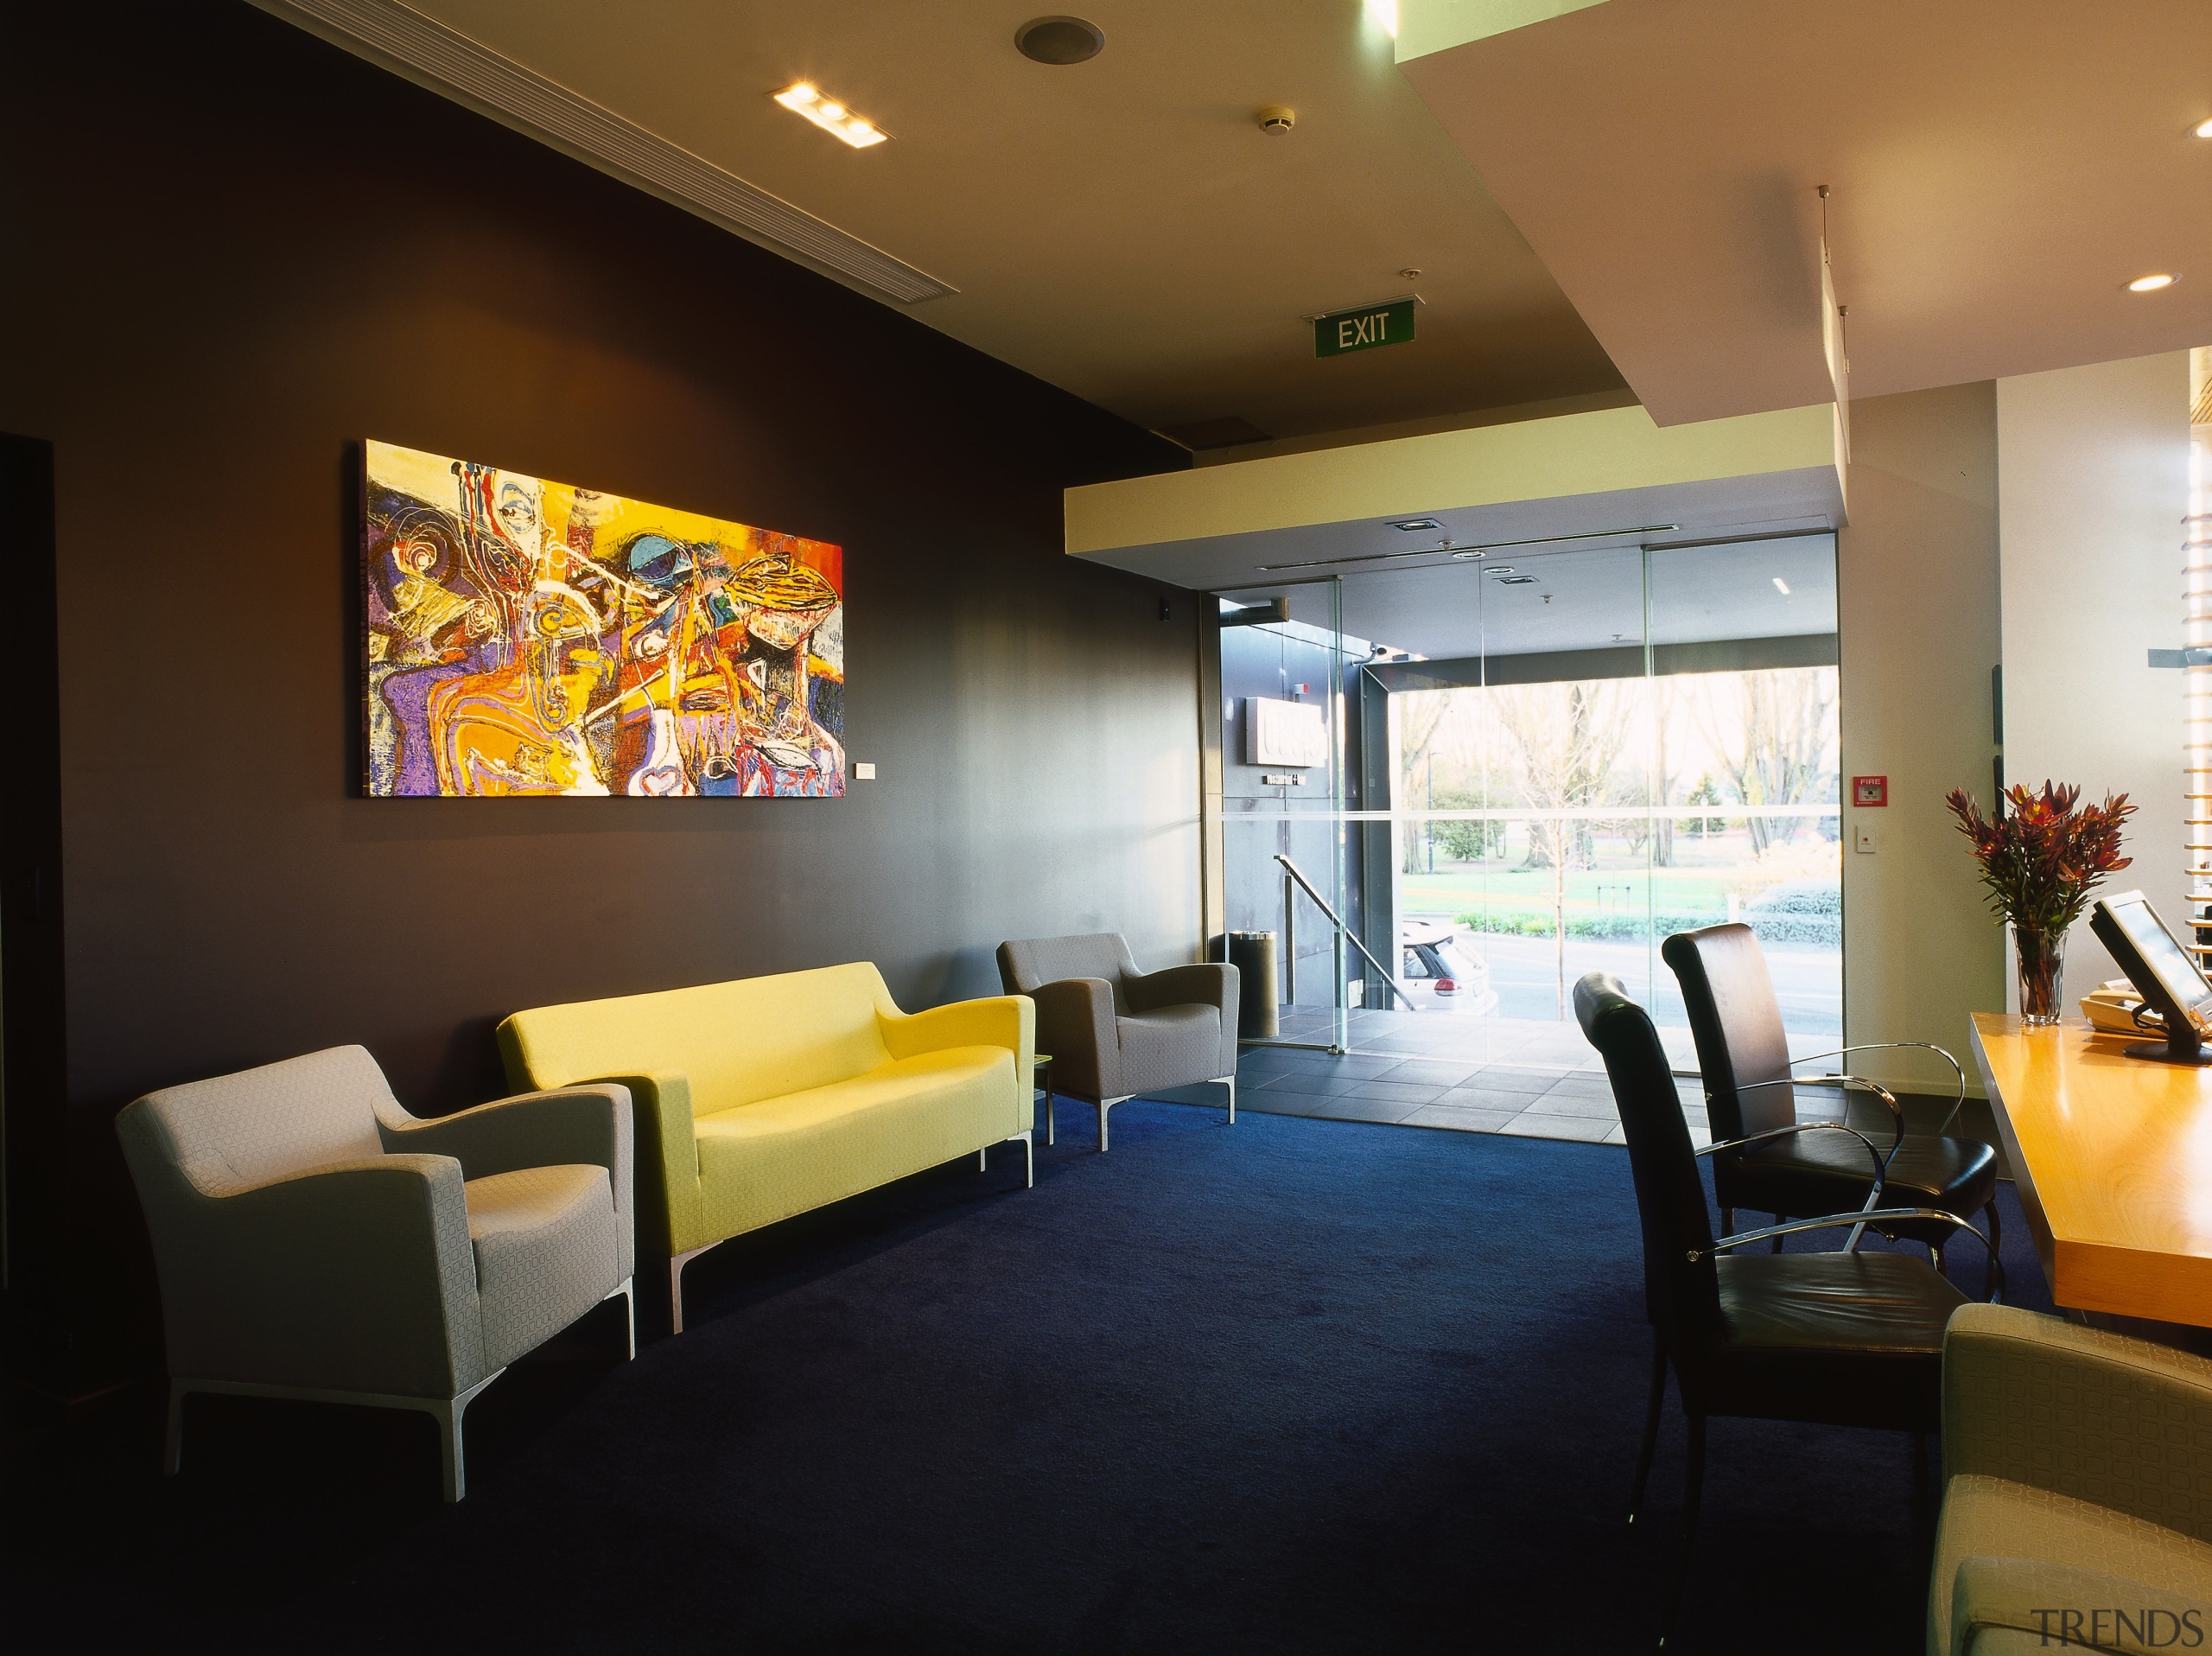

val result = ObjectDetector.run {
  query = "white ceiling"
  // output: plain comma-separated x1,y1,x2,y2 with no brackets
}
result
265,1,2210,448
1224,532,1837,660
290,0,1626,445
1399,0,2212,424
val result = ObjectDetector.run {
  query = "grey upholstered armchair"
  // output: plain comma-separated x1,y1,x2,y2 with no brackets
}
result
996,933,1238,1151
117,1044,634,1500
1931,1303,2212,1653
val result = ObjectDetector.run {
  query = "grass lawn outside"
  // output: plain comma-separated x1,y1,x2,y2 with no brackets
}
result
1400,831,1840,932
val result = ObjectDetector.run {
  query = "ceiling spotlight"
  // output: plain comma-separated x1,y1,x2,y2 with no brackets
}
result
1484,566,1517,577
1772,576,1791,596
2195,118,2212,138
1389,518,1442,532
2128,272,2180,292
1365,0,1400,37
774,83,888,148
1015,16,1104,65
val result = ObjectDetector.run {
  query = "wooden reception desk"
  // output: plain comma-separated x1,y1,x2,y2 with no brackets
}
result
1972,1012,2212,1327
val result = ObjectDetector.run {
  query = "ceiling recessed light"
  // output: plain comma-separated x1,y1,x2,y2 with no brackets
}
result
1772,576,1791,596
1364,0,1400,37
1389,518,1443,532
2128,272,2180,292
774,83,888,148
1495,575,1540,586
2195,118,2212,139
1015,16,1104,65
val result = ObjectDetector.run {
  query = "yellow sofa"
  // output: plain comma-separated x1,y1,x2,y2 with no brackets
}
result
499,963,1033,1330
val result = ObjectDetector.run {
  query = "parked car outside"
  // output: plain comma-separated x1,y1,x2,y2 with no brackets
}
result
1397,920,1500,1016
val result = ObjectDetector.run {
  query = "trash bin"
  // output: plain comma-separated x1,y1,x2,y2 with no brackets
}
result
1228,930,1279,1039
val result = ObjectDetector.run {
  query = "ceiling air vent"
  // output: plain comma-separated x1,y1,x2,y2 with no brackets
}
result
251,0,957,305
1015,17,1106,65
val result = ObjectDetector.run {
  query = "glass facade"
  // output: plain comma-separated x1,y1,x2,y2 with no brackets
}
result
1217,534,1841,1079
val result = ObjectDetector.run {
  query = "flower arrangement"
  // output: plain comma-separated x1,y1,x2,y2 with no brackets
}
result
1944,781,2136,1022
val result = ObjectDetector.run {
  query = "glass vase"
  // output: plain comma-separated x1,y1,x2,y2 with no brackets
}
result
2016,927,2066,1026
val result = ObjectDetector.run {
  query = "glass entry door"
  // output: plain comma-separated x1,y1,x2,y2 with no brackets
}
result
1214,533,1840,1078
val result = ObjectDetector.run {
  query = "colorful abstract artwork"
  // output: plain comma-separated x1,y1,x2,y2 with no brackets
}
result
364,440,844,797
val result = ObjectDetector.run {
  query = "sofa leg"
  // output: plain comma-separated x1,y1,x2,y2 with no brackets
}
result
669,1245,712,1335
979,1147,988,1172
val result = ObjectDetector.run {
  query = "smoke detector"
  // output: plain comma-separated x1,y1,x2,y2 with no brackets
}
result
1257,106,1296,134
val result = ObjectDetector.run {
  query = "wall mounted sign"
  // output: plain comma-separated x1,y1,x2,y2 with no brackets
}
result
1313,297,1416,359
1852,775,1888,806
363,439,845,798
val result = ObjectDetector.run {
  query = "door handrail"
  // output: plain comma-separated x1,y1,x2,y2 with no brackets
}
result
1273,853,1421,1011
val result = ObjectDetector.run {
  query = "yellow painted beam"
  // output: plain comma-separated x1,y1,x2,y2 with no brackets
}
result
1395,0,1615,62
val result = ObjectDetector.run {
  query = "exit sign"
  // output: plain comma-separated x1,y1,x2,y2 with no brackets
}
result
1313,298,1416,358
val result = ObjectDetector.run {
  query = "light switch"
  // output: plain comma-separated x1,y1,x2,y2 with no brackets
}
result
855,762,876,780
1854,826,1876,854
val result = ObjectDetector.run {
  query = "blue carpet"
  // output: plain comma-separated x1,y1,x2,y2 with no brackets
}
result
3,1099,2046,1653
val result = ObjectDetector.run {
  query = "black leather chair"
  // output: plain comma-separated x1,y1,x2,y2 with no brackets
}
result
1573,971,2000,1646
1662,923,2000,1271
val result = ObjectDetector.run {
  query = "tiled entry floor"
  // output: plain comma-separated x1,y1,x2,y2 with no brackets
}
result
1218,1041,1710,1147
1147,1010,1852,1148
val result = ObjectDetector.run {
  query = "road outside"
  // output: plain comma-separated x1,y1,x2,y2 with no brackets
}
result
1419,930,1841,1035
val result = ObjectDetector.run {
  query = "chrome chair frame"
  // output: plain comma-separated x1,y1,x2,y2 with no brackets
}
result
1720,1068,1994,1269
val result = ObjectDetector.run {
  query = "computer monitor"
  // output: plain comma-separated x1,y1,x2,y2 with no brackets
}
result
2088,890,2212,1065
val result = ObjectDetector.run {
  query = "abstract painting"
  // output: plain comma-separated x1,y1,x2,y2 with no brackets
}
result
364,440,843,797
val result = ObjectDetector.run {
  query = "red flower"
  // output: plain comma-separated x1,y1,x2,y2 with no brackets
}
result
1944,781,2135,939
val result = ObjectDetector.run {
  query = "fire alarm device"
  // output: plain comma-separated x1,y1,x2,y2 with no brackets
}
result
1853,775,1888,807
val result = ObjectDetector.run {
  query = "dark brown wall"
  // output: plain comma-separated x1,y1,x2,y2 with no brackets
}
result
0,1,1196,1144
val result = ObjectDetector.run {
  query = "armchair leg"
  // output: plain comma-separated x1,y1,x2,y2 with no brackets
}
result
1986,1198,2001,1253
1216,1074,1236,1124
430,1370,505,1502
1658,1413,1707,1647
1628,1330,1667,1524
161,1372,503,1501
432,1395,464,1504
164,1380,186,1475
606,1278,636,1360
1095,1095,1132,1152
1771,1213,1787,1254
